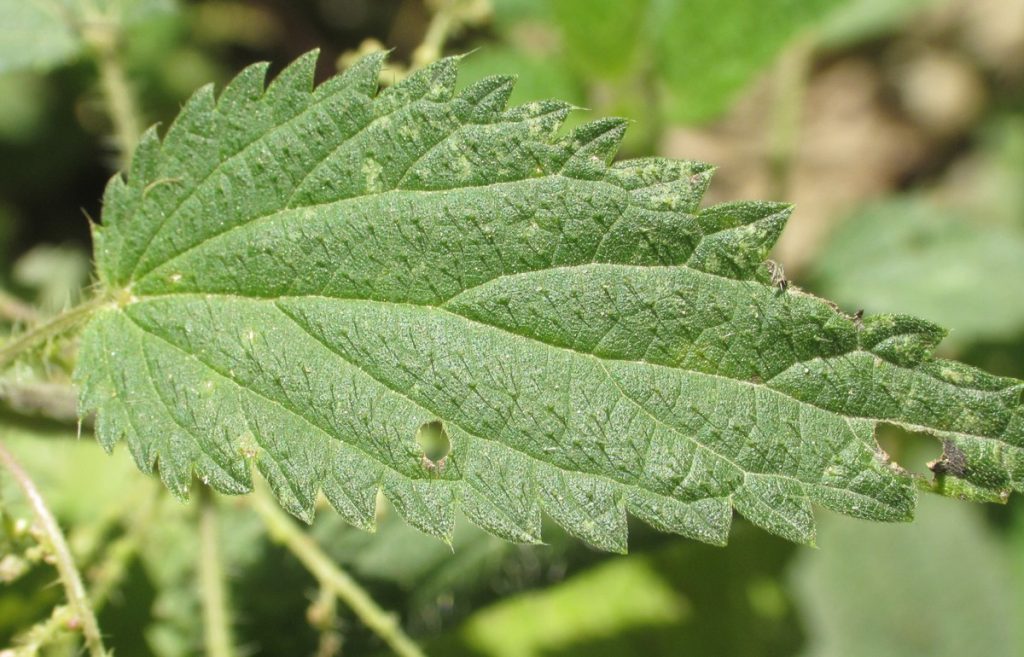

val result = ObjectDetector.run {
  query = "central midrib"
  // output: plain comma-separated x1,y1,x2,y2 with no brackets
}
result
121,290,915,500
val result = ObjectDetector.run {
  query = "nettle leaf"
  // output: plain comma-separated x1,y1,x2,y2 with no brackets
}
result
75,51,1024,552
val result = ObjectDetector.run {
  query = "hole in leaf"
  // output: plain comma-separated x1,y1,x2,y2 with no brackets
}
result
416,420,451,463
875,423,942,477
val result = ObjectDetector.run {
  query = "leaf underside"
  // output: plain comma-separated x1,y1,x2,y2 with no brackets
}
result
75,51,1024,552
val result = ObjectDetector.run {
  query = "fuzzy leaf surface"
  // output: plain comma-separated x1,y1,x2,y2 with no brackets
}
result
75,52,1024,551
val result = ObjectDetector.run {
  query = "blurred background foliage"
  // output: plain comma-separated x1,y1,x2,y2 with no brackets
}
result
0,0,1022,654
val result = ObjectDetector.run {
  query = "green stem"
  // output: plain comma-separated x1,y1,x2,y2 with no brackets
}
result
13,481,160,652
767,37,814,202
82,20,144,168
0,297,106,372
0,440,108,657
411,8,455,70
199,491,237,657
249,482,426,657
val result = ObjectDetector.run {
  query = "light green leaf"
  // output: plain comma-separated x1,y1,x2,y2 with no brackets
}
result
654,0,847,122
532,0,852,124
812,122,1024,346
549,0,652,80
792,495,1020,657
456,555,687,657
74,51,1024,552
816,0,946,48
0,0,79,74
811,198,1024,346
0,0,175,74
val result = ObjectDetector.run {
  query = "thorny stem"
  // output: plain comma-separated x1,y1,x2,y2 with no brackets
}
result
0,440,108,657
248,481,427,657
199,490,237,657
0,297,106,372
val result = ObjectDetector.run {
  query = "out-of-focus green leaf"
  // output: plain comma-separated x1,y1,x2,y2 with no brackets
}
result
431,526,803,656
654,0,847,123
455,555,688,657
811,198,1024,345
0,420,139,523
454,47,585,107
489,0,550,29
812,122,1024,347
0,0,176,75
792,494,1019,657
13,243,90,313
1010,502,1024,656
816,0,947,48
0,1,79,74
549,0,651,80
491,0,857,125
0,73,49,140
137,493,265,657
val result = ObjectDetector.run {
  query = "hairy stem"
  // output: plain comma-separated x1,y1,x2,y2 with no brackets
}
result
249,482,426,657
83,21,144,168
13,481,160,651
199,490,237,657
0,297,106,372
0,440,108,657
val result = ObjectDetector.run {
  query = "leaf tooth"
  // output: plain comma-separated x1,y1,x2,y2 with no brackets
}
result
559,117,629,179
216,60,271,114
100,123,161,277
732,474,816,545
858,315,946,367
257,454,317,524
381,55,460,106
160,82,217,157
381,471,456,543
315,49,387,100
688,201,792,279
609,156,713,189
127,125,163,190
192,455,253,496
626,491,731,546
458,74,516,121
98,172,130,227
263,48,319,112
536,467,629,554
503,98,574,133
154,442,198,503
459,444,543,544
322,447,382,532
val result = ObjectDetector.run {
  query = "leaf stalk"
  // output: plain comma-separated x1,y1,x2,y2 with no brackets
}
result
0,297,107,372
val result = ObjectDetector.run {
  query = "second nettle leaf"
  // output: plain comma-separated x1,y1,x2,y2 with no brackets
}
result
75,52,1024,552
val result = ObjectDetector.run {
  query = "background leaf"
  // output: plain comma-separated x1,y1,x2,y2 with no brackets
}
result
792,494,1021,657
